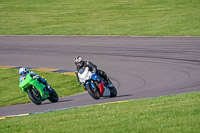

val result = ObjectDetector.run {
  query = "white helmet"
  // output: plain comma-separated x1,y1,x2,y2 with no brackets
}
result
19,67,27,75
75,56,83,63
74,56,83,66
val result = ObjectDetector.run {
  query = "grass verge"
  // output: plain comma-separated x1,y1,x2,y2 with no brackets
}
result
0,91,200,133
0,0,199,36
0,68,84,107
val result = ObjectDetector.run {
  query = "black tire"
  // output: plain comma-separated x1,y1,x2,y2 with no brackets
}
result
109,86,117,97
48,88,59,103
86,83,100,100
27,87,42,105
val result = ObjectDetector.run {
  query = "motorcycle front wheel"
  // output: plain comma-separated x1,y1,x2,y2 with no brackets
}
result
27,87,42,105
86,83,100,100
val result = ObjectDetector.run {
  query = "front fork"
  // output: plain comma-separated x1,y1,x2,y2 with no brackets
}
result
84,80,105,97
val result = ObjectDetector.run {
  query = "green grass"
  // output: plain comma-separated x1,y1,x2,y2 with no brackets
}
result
0,92,200,133
0,0,199,36
0,68,84,107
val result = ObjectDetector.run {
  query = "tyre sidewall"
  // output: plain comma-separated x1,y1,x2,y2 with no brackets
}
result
48,88,59,103
27,87,42,105
109,86,117,97
86,83,100,100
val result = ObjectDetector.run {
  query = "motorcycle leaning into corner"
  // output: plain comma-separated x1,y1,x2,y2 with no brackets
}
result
78,67,117,100
19,73,59,105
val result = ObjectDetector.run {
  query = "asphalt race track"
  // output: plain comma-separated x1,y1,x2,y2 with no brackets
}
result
0,36,200,117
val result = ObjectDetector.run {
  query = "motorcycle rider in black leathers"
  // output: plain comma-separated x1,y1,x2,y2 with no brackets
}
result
74,56,113,87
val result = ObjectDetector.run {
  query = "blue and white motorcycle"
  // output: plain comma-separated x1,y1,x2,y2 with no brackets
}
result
78,67,117,100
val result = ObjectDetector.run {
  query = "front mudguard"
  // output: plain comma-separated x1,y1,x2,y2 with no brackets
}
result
83,80,95,89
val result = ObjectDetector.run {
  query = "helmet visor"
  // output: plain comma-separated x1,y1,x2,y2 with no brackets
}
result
76,61,83,67
20,73,26,76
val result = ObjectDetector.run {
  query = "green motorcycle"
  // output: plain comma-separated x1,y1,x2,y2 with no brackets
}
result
19,73,59,105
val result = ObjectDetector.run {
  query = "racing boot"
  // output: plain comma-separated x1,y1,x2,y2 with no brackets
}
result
42,81,52,92
46,83,52,92
106,78,113,88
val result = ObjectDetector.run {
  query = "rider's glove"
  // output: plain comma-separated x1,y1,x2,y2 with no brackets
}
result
33,75,37,79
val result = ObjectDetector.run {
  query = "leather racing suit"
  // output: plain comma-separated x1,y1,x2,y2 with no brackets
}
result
75,61,111,85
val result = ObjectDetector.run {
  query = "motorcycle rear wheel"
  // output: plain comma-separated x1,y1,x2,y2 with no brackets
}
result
27,87,42,105
109,86,117,97
48,88,59,103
